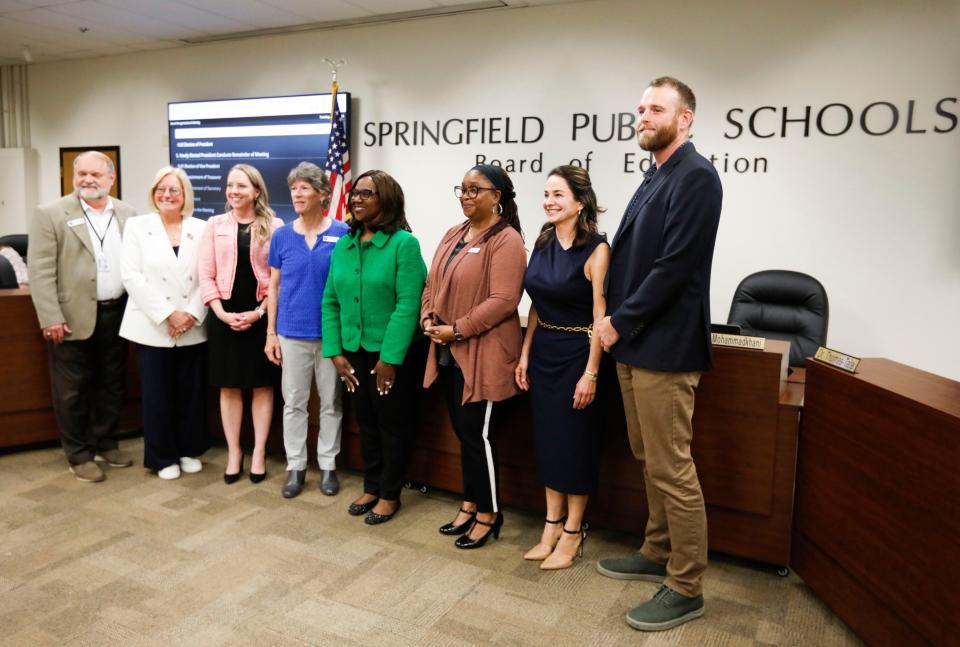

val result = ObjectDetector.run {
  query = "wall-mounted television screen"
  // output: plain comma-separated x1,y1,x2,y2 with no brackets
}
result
168,92,350,222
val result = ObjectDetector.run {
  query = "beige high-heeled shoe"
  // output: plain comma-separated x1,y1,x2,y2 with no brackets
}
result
524,516,566,560
541,525,586,570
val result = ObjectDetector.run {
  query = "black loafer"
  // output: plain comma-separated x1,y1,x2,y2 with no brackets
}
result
348,497,379,516
365,501,401,525
320,469,340,496
282,469,306,498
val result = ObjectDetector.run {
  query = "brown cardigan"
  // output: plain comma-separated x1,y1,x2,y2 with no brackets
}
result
421,221,526,404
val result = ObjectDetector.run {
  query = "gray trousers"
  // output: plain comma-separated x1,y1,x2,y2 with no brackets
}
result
278,336,342,471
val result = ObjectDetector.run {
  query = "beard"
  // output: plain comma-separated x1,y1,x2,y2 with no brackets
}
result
77,185,109,201
637,117,680,152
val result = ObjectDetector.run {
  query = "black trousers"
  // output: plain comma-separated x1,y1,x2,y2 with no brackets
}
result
439,365,502,514
346,349,416,501
137,344,209,471
47,300,127,465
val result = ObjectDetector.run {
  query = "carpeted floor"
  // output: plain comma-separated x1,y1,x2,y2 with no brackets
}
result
0,439,861,646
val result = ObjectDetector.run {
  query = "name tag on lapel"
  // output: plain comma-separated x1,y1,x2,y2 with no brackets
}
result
67,218,84,227
322,235,340,243
467,247,481,254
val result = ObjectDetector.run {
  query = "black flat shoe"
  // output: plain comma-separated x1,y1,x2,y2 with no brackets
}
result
365,501,401,525
249,470,266,484
348,497,379,516
282,469,306,498
439,507,477,535
224,457,244,485
455,512,503,549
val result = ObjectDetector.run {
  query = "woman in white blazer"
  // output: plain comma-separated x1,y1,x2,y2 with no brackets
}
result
120,166,209,480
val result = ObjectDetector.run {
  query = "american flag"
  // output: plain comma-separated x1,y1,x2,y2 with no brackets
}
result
323,89,351,220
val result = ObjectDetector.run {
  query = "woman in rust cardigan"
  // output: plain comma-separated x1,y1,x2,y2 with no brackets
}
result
422,164,526,550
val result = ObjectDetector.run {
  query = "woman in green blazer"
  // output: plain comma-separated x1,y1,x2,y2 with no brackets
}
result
322,170,427,524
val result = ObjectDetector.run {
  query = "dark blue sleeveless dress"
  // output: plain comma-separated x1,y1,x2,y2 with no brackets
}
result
524,233,607,495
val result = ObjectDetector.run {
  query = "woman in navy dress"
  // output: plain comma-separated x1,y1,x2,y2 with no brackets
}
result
516,165,609,570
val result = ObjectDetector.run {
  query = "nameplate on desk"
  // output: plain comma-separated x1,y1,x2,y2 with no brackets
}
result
813,346,861,373
711,332,765,350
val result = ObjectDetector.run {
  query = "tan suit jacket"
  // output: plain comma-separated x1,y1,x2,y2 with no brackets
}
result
27,193,136,340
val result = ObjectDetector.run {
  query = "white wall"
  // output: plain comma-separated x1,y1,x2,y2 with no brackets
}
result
23,0,960,379
0,148,37,233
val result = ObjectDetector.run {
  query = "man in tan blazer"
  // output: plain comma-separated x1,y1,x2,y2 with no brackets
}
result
28,151,137,482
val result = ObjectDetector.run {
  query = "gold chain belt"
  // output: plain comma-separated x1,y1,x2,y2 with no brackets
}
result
537,320,593,339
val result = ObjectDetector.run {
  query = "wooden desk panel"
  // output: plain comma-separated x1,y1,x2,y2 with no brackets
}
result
793,359,960,646
0,289,141,448
342,338,800,566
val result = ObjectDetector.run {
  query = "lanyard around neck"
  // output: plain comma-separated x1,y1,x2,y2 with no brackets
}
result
83,209,115,248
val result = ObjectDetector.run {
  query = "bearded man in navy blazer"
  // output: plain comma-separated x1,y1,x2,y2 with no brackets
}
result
594,77,722,632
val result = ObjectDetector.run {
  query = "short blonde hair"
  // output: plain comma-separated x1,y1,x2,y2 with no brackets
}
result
148,166,195,217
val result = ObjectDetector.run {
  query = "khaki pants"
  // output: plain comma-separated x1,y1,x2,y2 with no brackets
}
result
616,362,707,597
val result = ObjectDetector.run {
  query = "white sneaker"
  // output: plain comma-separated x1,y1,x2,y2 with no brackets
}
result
158,464,181,480
179,457,203,473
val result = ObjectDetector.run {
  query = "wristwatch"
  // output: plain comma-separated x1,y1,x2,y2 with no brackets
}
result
255,305,265,319
453,323,464,341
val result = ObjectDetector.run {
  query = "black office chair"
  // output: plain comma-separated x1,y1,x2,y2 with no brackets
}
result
0,234,27,261
727,270,829,368
0,255,19,289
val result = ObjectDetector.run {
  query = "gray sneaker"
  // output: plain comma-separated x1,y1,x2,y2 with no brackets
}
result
70,461,105,482
596,552,667,581
626,585,704,631
94,448,134,468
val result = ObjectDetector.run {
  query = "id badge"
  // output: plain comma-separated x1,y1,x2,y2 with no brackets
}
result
97,252,110,272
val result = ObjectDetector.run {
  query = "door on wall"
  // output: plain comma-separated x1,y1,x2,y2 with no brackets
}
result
60,146,121,199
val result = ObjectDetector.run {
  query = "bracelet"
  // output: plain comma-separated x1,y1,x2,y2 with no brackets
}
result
583,370,598,381
256,305,265,319
266,331,277,337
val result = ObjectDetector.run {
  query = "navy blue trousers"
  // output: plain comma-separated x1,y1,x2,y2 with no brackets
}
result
137,344,209,471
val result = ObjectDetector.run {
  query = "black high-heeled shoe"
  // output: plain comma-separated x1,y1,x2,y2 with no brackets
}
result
439,507,476,535
249,469,266,484
223,457,244,485
454,512,503,549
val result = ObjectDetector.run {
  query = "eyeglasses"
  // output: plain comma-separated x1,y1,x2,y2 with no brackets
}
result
454,185,497,199
350,189,379,201
154,187,182,196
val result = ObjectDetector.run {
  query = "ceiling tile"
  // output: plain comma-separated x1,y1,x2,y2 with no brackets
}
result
258,0,371,22
175,0,311,29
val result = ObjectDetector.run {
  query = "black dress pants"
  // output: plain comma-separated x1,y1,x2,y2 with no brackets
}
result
346,349,416,501
47,300,127,465
137,343,209,471
439,365,502,514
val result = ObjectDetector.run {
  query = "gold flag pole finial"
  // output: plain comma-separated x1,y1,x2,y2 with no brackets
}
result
322,58,345,95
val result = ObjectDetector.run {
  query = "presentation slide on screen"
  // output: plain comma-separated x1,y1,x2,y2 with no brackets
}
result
168,93,350,222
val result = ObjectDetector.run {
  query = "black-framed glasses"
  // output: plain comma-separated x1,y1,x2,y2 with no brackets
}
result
350,189,379,201
454,185,497,199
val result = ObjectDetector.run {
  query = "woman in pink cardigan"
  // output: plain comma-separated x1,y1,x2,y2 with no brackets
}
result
422,164,526,550
198,164,283,483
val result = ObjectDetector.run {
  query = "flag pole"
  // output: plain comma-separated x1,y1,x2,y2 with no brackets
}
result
322,58,345,116
320,58,349,220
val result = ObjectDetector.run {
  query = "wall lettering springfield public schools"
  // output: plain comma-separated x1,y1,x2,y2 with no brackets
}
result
361,96,957,175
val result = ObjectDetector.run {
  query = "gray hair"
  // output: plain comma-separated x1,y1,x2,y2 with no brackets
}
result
287,162,331,200
73,150,115,175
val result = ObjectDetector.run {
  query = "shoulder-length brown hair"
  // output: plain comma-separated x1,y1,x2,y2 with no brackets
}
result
535,165,604,250
348,170,411,236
